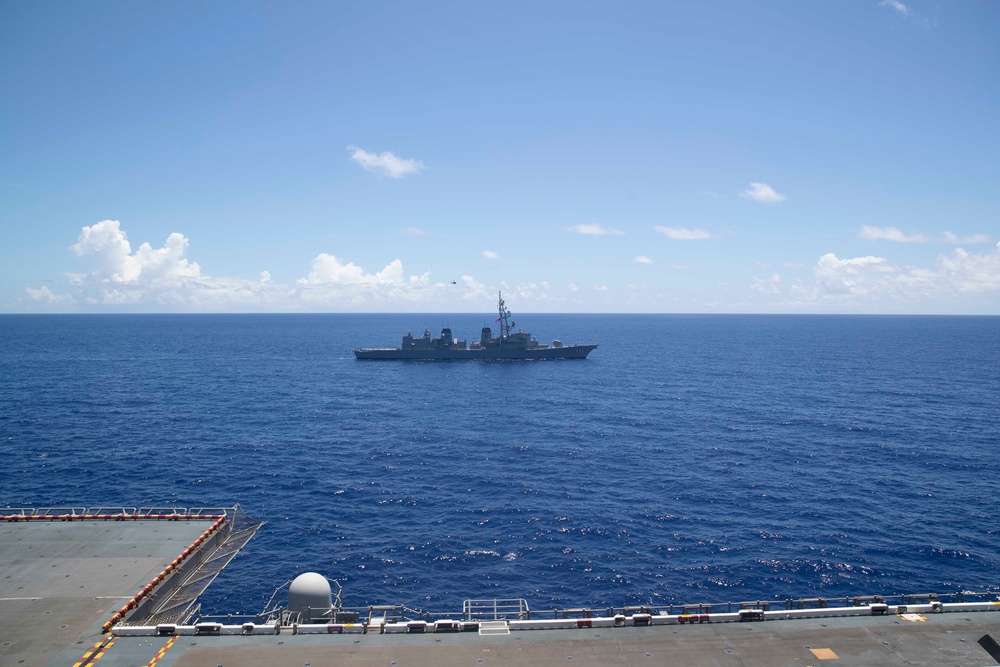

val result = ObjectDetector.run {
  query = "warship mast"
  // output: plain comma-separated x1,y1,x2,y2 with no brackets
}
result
497,291,514,343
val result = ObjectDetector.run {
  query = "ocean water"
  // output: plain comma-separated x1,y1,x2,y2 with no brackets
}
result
1,313,998,615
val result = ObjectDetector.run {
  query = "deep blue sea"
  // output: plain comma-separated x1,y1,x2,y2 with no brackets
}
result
2,314,999,615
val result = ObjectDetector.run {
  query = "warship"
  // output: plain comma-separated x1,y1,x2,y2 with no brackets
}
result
354,292,598,360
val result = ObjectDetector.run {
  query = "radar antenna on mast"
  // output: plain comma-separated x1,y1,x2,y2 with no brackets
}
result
497,291,514,340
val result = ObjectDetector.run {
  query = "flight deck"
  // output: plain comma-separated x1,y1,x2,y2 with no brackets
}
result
3,506,1000,667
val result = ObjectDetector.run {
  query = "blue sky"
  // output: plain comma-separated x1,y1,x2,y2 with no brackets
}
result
2,1,998,313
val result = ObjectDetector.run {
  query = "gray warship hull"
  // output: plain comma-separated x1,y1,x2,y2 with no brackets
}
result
354,343,597,360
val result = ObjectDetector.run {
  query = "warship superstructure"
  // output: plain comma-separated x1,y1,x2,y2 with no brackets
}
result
354,292,597,360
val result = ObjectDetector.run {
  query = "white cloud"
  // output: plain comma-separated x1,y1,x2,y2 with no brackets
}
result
943,231,991,244
98,288,143,305
654,225,712,240
496,281,556,306
939,241,1000,293
63,220,389,310
294,253,438,308
793,243,1000,306
862,229,991,245
347,146,424,178
740,182,787,203
452,275,492,303
751,273,781,294
297,254,406,286
71,220,201,283
565,223,624,235
25,285,71,304
880,0,910,16
813,253,892,296
860,225,927,243
402,227,426,236
635,255,654,264
50,220,485,311
28,219,1000,314
483,250,501,260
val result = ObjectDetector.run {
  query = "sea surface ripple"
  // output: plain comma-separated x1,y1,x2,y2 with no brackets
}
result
1,313,998,615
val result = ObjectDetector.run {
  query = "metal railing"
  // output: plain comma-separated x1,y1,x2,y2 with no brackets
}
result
1,506,232,520
463,598,531,621
140,505,264,626
200,589,1000,628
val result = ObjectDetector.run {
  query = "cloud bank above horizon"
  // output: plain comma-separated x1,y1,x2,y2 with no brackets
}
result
16,219,1000,314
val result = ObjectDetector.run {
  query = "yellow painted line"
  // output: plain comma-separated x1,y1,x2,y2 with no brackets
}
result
145,636,177,667
809,647,839,659
72,637,115,667
91,638,116,663
72,638,105,666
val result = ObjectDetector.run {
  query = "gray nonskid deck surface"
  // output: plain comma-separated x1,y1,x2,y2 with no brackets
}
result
99,612,1000,667
0,520,210,667
5,518,1000,667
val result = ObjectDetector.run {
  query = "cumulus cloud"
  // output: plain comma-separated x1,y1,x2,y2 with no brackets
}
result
939,241,1000,293
28,219,1000,314
565,223,623,235
943,231,991,244
297,254,406,286
860,225,927,243
293,253,440,309
880,0,910,16
60,220,428,310
740,182,787,203
654,225,712,240
347,146,424,178
793,242,1000,306
71,220,201,283
813,254,893,296
482,250,501,260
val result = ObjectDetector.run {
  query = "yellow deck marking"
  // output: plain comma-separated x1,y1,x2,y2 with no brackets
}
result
72,637,115,667
91,638,115,662
809,647,839,659
900,613,927,622
145,636,177,667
